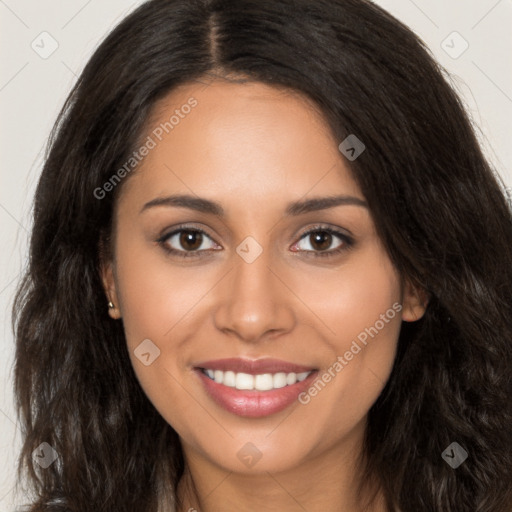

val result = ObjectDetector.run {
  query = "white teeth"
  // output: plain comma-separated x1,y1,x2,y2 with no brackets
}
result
286,373,297,385
224,371,236,387
296,372,310,382
255,373,274,391
273,372,288,389
202,369,313,390
235,372,254,390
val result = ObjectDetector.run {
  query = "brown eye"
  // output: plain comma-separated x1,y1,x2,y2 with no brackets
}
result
158,227,220,257
179,230,203,251
308,231,333,251
295,229,344,253
291,226,354,259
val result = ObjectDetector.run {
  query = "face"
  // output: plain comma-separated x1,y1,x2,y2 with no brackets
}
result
101,78,426,477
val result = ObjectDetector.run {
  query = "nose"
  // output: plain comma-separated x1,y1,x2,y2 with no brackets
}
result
213,247,296,344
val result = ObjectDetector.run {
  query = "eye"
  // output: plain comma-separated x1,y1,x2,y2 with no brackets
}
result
291,226,354,258
157,226,220,258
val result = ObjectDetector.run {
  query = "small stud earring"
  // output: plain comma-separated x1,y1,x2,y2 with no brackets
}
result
108,301,115,309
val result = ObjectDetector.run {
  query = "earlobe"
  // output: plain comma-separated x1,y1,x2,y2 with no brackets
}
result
100,260,122,319
401,279,429,322
99,239,122,320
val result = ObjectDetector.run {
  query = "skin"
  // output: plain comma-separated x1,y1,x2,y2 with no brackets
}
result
101,77,427,512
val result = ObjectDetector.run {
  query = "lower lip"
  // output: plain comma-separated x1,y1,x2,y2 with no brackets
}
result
195,368,318,418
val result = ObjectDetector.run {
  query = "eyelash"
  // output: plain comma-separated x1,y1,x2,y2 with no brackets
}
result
156,224,354,259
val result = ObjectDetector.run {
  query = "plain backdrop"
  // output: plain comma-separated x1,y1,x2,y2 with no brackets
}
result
1,0,511,509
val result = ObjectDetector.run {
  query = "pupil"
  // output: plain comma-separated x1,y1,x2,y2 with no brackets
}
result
180,231,202,250
311,231,331,251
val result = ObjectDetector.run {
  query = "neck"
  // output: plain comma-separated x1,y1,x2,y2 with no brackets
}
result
175,422,388,512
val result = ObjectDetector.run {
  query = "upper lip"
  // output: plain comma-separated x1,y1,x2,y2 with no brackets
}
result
195,358,317,375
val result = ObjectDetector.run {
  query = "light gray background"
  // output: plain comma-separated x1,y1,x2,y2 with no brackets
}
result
1,0,511,508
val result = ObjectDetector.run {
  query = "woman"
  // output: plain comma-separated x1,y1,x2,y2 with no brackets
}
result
12,0,512,510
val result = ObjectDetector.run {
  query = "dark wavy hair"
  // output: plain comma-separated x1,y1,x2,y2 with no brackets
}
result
12,0,512,510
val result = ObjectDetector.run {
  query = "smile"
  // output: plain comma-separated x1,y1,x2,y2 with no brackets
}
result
201,368,313,391
194,358,318,418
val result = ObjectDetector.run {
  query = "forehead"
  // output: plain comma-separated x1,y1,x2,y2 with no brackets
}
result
119,79,363,209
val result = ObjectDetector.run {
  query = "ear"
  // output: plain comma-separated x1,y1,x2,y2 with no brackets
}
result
401,278,429,322
99,235,122,320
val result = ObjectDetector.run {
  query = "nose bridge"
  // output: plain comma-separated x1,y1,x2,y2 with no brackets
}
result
233,241,275,300
213,237,295,341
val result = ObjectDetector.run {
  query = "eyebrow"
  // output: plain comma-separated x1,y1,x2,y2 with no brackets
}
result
140,194,368,216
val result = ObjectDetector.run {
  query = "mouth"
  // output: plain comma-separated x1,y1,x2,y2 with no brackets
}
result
193,358,318,418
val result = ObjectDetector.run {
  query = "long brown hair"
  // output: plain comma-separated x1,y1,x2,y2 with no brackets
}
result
13,0,512,510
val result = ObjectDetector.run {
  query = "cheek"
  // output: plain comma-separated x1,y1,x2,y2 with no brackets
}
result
291,240,403,354
335,253,402,355
114,228,206,347
112,230,244,442
289,242,403,427
114,254,201,437
111,232,197,402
